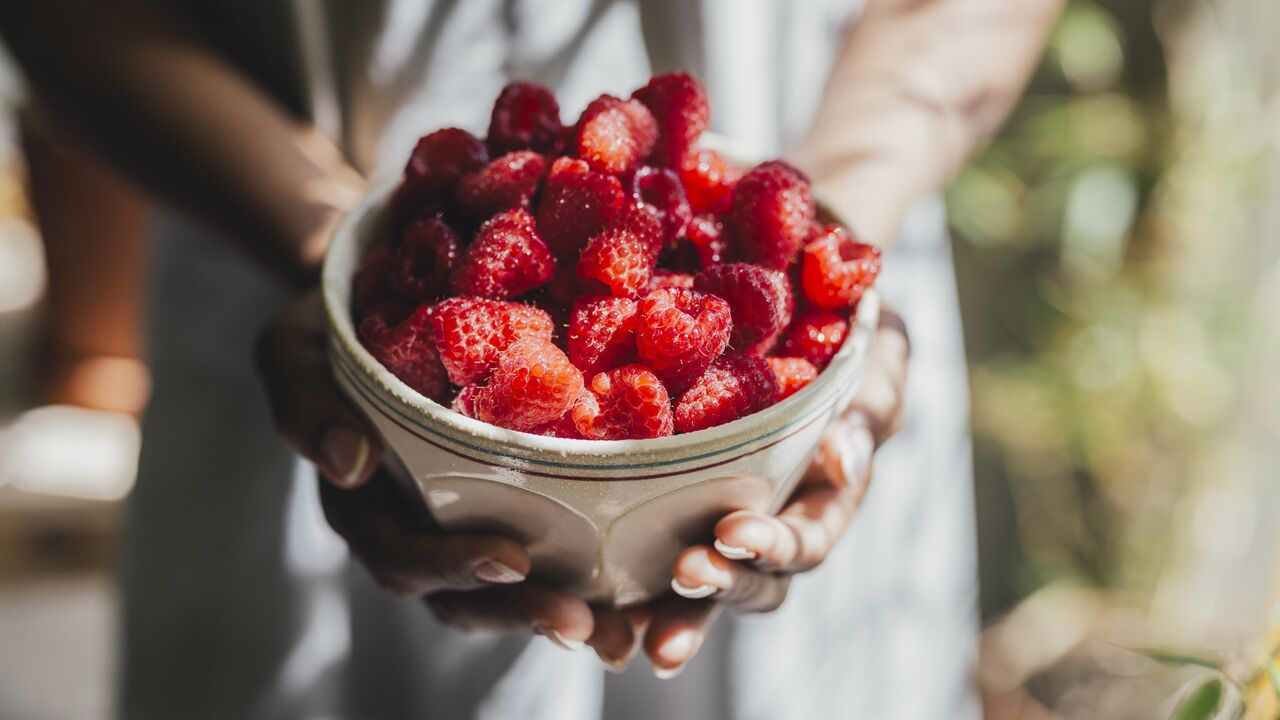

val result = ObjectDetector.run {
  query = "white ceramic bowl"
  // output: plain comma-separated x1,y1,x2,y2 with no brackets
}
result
323,169,879,607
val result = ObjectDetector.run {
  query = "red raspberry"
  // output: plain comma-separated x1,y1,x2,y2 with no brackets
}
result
359,306,451,403
574,364,674,440
567,295,638,376
574,95,657,175
530,407,589,438
451,384,479,416
403,128,489,198
631,72,710,167
630,166,691,246
472,337,585,432
455,151,547,220
353,244,395,316
635,287,732,392
429,297,555,385
800,225,882,309
487,82,563,155
450,209,556,299
680,149,740,215
777,309,849,369
577,203,663,298
391,216,462,302
685,214,730,268
693,263,792,355
536,157,626,260
649,270,695,290
767,357,819,401
674,355,779,433
732,161,815,269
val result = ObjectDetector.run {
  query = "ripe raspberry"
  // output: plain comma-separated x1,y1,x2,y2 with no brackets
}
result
530,406,589,438
574,365,674,440
680,149,740,215
390,216,462,302
487,82,563,155
567,295,637,376
574,95,657,175
674,355,779,433
577,204,663,298
359,306,450,403
630,166,691,246
631,72,710,167
403,128,489,198
472,337,585,432
429,297,555,385
451,384,479,416
635,287,732,392
777,309,849,369
800,225,882,309
767,357,819,401
732,161,815,269
649,270,695,290
455,151,547,220
694,263,792,355
450,209,556,299
353,244,395,316
685,214,730,268
536,157,625,260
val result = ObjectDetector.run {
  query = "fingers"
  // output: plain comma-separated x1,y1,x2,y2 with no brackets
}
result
426,583,595,649
642,595,718,679
843,306,910,446
671,545,792,613
256,290,381,488
320,476,531,596
588,605,648,671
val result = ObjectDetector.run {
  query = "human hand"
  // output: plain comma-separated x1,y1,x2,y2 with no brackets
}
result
638,307,911,677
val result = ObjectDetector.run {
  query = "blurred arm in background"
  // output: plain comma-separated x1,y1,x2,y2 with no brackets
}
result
794,0,1064,249
0,0,362,286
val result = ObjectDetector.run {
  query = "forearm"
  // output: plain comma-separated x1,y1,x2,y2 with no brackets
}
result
793,0,1063,248
0,0,362,284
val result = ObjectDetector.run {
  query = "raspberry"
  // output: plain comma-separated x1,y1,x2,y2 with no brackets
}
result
693,263,792,355
732,161,815,269
767,357,819,400
359,306,450,403
685,214,729,268
777,309,849,369
680,149,740,215
574,365,674,440
530,406,588,438
567,295,637,376
631,72,710,167
456,151,547,220
403,128,489,198
574,95,657,175
536,157,625,260
674,355,779,433
450,209,556,299
630,166,691,246
800,225,882,309
451,383,479,416
390,217,462,302
487,82,563,155
429,297,555,385
649,270,695,290
472,337,585,432
577,204,663,298
353,244,395,316
635,287,732,392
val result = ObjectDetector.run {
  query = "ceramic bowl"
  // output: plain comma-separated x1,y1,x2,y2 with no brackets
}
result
323,164,879,607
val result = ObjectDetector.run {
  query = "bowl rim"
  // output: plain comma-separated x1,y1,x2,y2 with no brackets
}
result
322,150,880,469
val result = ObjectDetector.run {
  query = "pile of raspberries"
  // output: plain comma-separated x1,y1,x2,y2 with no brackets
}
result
353,73,880,440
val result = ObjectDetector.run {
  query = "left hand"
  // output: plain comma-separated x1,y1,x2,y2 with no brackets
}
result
587,308,910,676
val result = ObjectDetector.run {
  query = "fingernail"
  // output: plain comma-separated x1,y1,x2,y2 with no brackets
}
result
653,663,687,680
596,651,628,673
474,560,526,584
653,629,698,679
321,426,370,487
713,538,757,561
730,521,776,554
670,577,717,599
839,428,874,485
535,625,583,651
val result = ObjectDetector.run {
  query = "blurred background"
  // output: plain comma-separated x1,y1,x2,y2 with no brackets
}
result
0,0,1277,718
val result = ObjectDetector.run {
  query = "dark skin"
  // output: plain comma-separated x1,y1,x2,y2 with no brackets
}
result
2,0,1061,676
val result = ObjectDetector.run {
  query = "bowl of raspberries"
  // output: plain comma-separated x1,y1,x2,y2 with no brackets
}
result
322,73,882,606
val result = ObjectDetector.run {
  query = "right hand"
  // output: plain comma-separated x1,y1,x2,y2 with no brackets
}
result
255,291,644,667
